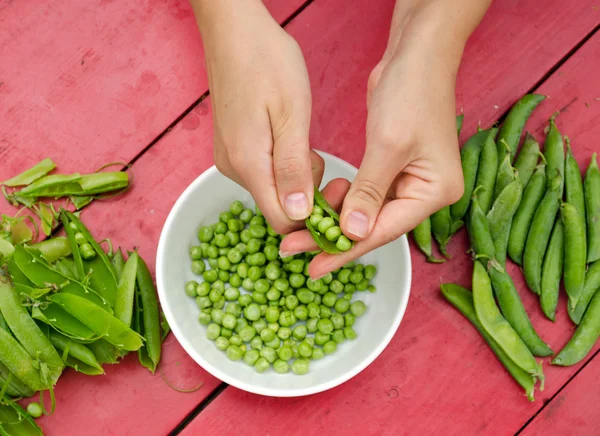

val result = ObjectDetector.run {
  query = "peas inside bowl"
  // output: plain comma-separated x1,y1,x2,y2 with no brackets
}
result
156,151,412,397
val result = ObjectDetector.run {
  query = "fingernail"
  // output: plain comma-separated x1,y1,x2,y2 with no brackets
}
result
284,192,309,220
346,211,369,238
279,250,300,258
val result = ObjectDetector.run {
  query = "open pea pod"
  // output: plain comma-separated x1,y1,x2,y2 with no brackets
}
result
305,187,355,254
1,158,56,188
32,305,99,343
17,172,129,199
12,245,112,312
60,210,118,308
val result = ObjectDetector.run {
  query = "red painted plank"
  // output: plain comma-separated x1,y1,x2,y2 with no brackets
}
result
520,353,600,436
0,0,304,210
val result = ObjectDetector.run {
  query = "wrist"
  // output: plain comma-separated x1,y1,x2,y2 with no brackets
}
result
190,0,272,39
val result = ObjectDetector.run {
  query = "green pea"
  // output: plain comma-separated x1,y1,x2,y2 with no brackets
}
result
189,245,203,261
213,298,225,310
278,346,293,361
202,270,217,283
210,308,225,325
322,292,337,307
323,341,337,355
274,278,289,292
215,336,230,351
317,318,334,335
290,325,306,341
185,281,198,297
248,253,267,266
260,347,277,364
289,273,305,288
329,280,344,294
248,266,262,281
320,306,332,319
292,359,309,375
266,288,281,302
334,298,351,314
226,248,242,264
207,245,219,259
224,303,242,318
238,326,256,342
350,301,367,317
221,313,237,330
240,229,251,243
218,270,230,282
260,328,275,343
324,226,342,242
314,331,330,346
317,217,335,233
198,312,211,325
311,347,325,360
241,349,258,366
254,357,270,373
247,239,262,254
243,303,261,321
196,296,212,310
273,359,290,374
206,323,221,341
199,242,211,257
289,259,305,273
285,295,299,311
306,278,323,292
230,333,243,346
296,289,315,305
331,313,345,330
294,305,308,321
336,236,352,252
332,329,346,344
338,269,351,284
265,336,281,349
198,226,214,242
226,231,240,246
226,345,243,361
309,214,323,228
220,328,233,339
277,327,291,340
252,318,267,333
265,263,281,281
250,336,263,350
297,340,313,358
299,318,315,335
265,236,280,246
344,327,357,340
279,311,296,327
214,222,228,235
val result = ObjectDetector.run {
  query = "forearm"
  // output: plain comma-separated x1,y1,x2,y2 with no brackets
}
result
386,0,493,73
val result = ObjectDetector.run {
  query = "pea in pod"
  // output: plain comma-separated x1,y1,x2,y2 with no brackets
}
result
565,139,586,220
540,219,564,321
488,262,553,356
493,149,516,202
552,287,600,366
431,206,454,259
523,174,562,295
61,209,118,307
508,163,547,266
570,260,600,325
114,252,138,326
48,293,144,351
440,283,535,401
472,261,544,383
544,114,565,193
411,218,444,263
496,93,545,163
585,153,600,263
468,194,496,261
450,129,493,223
133,253,162,373
473,128,499,214
513,134,541,191
561,203,587,308
48,330,104,376
306,187,354,254
487,177,523,266
0,267,64,385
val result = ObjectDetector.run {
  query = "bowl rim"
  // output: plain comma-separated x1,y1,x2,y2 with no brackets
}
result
156,151,412,397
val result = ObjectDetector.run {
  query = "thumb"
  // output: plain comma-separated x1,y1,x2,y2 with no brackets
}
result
340,147,405,240
272,105,315,221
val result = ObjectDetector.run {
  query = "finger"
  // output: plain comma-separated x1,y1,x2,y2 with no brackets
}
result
340,145,407,241
279,178,351,255
309,191,438,279
310,150,325,189
271,102,314,221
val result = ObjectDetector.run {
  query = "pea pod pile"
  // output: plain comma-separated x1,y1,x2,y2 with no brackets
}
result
413,93,600,400
0,209,166,434
187,200,376,375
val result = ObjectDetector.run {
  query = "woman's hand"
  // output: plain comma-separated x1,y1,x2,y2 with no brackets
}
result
191,0,323,234
280,0,491,278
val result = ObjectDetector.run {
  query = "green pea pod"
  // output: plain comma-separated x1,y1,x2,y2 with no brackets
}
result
78,172,129,195
411,218,444,263
544,114,565,193
473,128,499,214
585,153,600,263
450,129,492,223
2,158,56,187
431,206,453,259
114,253,138,325
134,254,162,372
487,177,523,266
87,339,123,365
468,195,496,261
0,400,43,436
48,330,104,375
12,245,111,311
134,279,154,372
29,237,72,263
488,262,553,356
48,293,144,351
6,259,34,288
523,175,562,295
0,239,14,262
497,94,545,163
70,195,94,210
32,305,98,343
552,287,600,366
0,328,47,392
305,188,355,254
111,248,126,281
472,261,544,383
561,203,587,308
456,114,464,136
508,163,547,266
440,283,535,401
61,210,118,307
0,362,35,398
52,257,78,280
0,267,64,385
565,140,586,221
493,151,516,202
513,134,541,191
18,173,82,197
0,313,7,334
570,260,600,325
540,219,564,321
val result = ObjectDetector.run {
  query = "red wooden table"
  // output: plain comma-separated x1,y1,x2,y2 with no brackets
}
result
1,0,599,434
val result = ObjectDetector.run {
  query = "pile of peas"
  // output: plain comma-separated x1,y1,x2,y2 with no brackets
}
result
185,200,377,375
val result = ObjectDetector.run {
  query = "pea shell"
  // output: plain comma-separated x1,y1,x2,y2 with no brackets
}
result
411,217,444,263
114,252,138,326
32,305,98,343
1,157,56,187
0,401,44,436
543,115,565,193
473,129,499,214
513,134,541,190
570,260,600,325
431,206,453,258
87,339,123,365
0,327,47,391
29,236,72,263
540,219,564,322
48,330,103,373
472,261,543,381
468,197,496,261
49,293,144,351
440,283,535,401
585,153,600,263
0,361,35,398
18,173,82,197
561,203,587,308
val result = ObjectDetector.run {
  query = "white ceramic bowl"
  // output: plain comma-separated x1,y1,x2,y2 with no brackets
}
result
156,151,412,397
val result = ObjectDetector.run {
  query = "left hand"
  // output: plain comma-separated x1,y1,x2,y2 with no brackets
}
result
280,3,472,278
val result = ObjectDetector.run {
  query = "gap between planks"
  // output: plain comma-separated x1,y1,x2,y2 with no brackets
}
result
114,12,600,436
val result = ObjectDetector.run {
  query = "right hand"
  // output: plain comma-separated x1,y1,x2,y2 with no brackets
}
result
194,0,324,234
